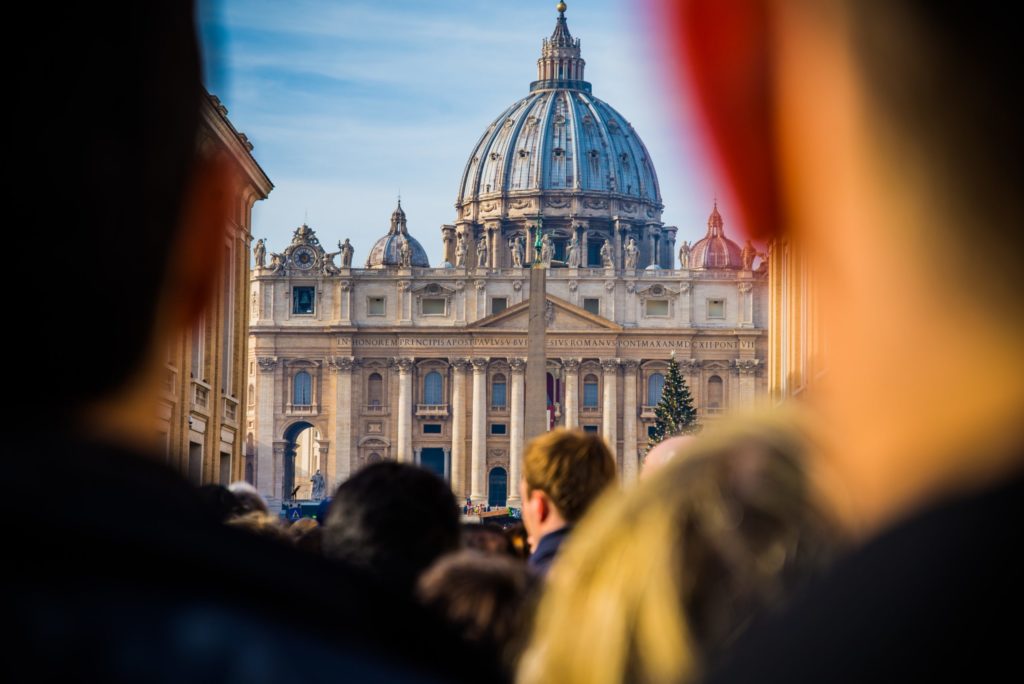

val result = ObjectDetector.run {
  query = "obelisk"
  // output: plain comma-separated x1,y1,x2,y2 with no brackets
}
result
524,220,548,441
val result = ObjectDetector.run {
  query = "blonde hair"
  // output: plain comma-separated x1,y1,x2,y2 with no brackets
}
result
522,428,616,523
517,413,839,684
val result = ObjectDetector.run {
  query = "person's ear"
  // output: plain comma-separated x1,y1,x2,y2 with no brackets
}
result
659,0,781,241
534,491,551,524
163,152,237,332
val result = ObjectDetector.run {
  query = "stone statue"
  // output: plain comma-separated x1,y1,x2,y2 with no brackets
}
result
510,235,524,268
339,238,354,267
269,252,285,274
566,232,580,268
321,247,341,275
253,238,266,268
540,233,554,267
624,236,639,270
679,240,692,269
741,239,757,270
476,235,488,269
310,469,326,501
399,239,412,268
455,233,468,267
600,239,614,268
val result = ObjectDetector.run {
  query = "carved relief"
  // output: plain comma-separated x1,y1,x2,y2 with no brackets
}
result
394,357,416,373
734,359,761,375
328,356,357,373
508,357,527,373
561,358,581,373
546,196,570,208
583,198,608,210
470,357,490,372
600,358,621,373
509,198,533,210
568,280,578,292
449,357,472,372
257,356,278,372
605,280,616,292
512,280,523,291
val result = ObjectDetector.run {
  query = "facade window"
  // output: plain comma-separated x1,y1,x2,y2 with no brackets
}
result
293,287,315,314
367,372,383,406
583,298,600,315
708,298,726,319
583,374,599,407
293,371,312,405
423,371,443,404
422,298,446,315
490,297,508,315
645,299,669,317
423,423,442,434
707,375,724,410
367,296,386,316
647,372,665,406
647,425,657,439
490,423,507,435
491,374,507,408
583,425,599,434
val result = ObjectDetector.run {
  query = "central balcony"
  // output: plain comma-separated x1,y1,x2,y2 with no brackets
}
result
416,403,450,418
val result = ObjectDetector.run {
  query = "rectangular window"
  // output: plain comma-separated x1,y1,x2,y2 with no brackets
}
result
583,425,599,434
707,298,726,319
647,425,657,439
490,423,507,435
367,296,386,316
491,297,508,315
583,298,600,315
645,299,669,317
583,381,599,407
423,423,442,434
422,298,446,315
492,381,507,408
293,286,315,314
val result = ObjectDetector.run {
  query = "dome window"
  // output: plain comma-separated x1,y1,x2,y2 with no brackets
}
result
589,150,599,159
553,148,565,158
490,152,501,161
518,149,529,158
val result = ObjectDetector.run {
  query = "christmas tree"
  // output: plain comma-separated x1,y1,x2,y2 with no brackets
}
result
647,352,699,449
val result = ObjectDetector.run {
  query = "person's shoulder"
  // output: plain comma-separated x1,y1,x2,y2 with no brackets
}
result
703,467,1024,683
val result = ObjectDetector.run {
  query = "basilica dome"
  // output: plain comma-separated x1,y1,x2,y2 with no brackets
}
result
689,203,742,269
365,200,430,268
456,6,660,207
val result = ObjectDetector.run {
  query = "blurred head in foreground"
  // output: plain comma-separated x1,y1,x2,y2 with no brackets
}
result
517,416,839,684
658,0,1024,531
519,429,617,574
642,435,698,480
322,462,460,592
418,550,538,677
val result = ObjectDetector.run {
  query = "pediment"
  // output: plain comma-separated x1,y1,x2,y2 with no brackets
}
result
473,294,622,331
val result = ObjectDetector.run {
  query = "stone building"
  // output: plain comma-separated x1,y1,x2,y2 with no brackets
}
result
158,91,273,485
248,5,767,509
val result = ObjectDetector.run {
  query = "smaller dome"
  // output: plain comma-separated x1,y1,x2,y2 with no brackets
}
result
690,202,742,269
365,200,431,269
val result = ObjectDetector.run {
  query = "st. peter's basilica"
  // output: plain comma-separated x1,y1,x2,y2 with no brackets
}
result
246,5,768,510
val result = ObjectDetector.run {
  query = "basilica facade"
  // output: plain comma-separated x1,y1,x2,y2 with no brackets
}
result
247,6,768,509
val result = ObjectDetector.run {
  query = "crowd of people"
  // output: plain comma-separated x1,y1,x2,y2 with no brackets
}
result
10,0,1021,681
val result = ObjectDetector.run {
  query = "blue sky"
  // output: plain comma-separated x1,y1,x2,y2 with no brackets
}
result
199,0,731,266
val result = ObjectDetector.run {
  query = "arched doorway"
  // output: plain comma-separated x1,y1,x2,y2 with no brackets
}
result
488,467,508,507
283,421,317,501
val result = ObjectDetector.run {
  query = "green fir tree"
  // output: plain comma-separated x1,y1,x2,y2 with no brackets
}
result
647,353,699,449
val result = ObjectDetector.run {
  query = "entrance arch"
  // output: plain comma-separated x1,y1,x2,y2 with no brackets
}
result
283,421,317,501
488,467,508,507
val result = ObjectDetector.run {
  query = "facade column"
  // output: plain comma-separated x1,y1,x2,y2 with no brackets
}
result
329,356,356,490
562,358,580,428
470,357,489,502
601,358,619,461
395,357,415,462
450,358,470,497
255,356,279,504
621,360,639,485
735,359,760,409
508,357,526,506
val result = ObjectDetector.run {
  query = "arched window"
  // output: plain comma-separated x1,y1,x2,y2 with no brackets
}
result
707,375,724,410
583,374,599,407
647,372,665,406
367,372,383,406
492,373,507,409
424,371,443,405
488,467,508,507
293,371,311,405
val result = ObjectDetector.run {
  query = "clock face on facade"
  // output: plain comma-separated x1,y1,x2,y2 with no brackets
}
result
292,246,316,270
